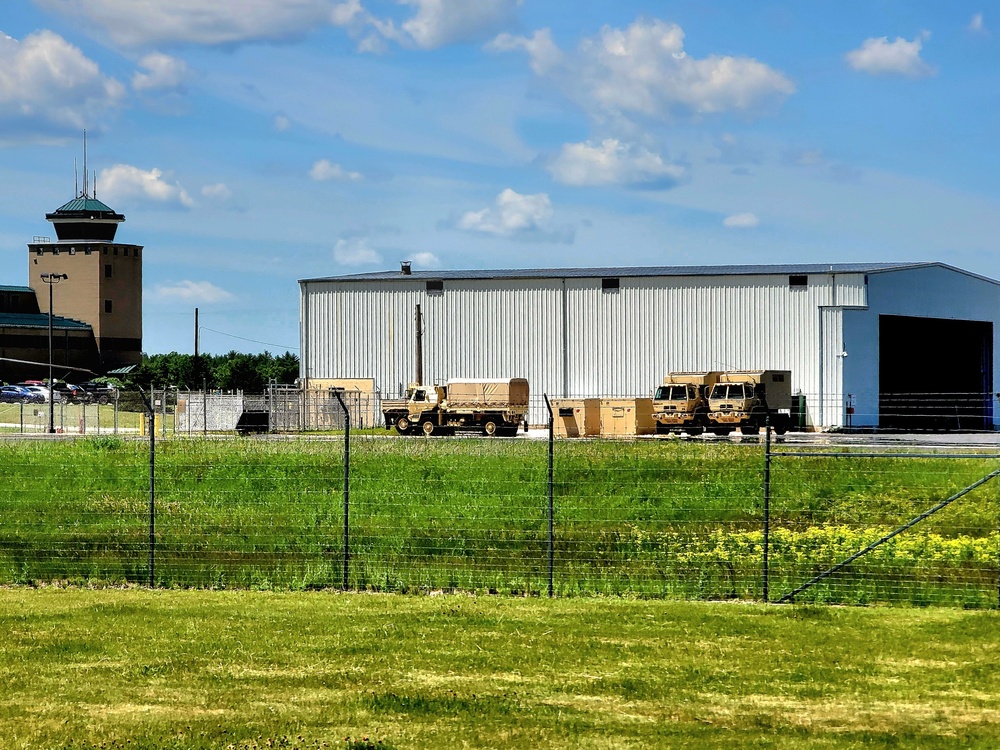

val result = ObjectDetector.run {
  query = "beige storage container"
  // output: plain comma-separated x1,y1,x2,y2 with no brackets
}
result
600,398,655,436
550,398,601,437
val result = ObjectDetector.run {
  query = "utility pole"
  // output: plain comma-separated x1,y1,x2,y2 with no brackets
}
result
415,304,423,386
193,307,199,385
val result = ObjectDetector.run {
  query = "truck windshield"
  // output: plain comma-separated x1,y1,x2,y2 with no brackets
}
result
711,384,749,399
412,390,425,402
656,385,692,400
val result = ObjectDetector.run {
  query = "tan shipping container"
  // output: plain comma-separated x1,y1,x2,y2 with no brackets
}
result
600,398,656,436
550,398,601,437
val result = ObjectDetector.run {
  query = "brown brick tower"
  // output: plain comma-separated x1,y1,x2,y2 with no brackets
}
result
27,192,143,372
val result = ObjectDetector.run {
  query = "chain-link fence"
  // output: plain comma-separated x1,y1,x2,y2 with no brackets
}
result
0,389,998,606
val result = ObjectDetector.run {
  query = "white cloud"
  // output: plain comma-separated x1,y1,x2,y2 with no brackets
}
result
274,114,291,132
722,212,759,229
37,0,338,47
548,139,688,188
455,188,573,243
845,34,935,77
330,0,365,26
492,19,794,122
201,183,231,200
39,0,521,51
411,251,440,267
969,13,988,35
132,52,192,92
153,280,234,303
398,0,520,49
334,238,381,265
0,30,125,134
310,159,363,181
98,164,194,208
488,28,561,74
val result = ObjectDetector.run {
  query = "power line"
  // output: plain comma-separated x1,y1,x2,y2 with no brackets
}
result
199,326,299,352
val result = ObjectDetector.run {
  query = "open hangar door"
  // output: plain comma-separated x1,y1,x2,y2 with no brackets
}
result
879,315,993,430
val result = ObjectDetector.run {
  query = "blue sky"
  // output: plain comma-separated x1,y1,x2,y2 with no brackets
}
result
2,1,999,355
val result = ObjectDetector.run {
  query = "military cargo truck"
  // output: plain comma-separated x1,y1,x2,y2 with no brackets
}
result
651,371,721,435
705,370,793,435
382,378,529,436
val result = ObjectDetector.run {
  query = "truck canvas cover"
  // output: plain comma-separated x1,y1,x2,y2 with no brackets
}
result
446,378,529,408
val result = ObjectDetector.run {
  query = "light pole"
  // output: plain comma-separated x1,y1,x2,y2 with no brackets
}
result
41,273,68,434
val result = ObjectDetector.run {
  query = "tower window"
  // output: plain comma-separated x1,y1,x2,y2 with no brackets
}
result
105,264,113,278
113,247,119,256
104,299,113,314
103,248,108,255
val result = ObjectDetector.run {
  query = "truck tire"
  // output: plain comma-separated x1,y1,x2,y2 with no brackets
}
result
685,423,704,436
421,419,436,436
483,418,499,436
395,416,412,435
773,414,790,435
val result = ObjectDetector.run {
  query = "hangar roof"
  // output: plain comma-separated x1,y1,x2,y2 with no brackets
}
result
302,261,997,285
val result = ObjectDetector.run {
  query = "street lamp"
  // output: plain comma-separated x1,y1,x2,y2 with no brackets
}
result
41,273,68,434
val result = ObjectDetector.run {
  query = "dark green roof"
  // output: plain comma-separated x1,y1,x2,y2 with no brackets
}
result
0,285,34,294
0,313,92,331
52,196,119,214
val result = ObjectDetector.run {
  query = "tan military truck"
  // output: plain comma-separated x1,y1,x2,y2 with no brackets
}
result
705,370,793,435
382,378,529,436
651,371,721,435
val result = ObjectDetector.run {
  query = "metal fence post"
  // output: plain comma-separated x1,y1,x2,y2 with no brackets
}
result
544,394,554,598
138,387,156,588
763,413,772,603
332,390,350,590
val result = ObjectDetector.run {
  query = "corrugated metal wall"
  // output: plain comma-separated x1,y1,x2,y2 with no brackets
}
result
301,272,868,427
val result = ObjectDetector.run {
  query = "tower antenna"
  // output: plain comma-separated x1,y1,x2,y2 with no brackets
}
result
82,129,88,197
94,170,97,199
74,158,79,197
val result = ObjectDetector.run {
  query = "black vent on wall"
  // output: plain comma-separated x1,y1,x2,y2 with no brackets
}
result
789,274,808,288
602,277,620,292
426,280,444,293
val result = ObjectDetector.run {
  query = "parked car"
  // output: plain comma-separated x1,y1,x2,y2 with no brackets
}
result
80,381,119,404
1,385,39,404
51,382,88,404
21,385,54,403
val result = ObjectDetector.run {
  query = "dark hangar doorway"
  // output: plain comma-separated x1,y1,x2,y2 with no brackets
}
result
879,315,993,430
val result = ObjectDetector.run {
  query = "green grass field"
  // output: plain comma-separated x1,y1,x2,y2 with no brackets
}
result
2,589,1000,748
0,435,998,606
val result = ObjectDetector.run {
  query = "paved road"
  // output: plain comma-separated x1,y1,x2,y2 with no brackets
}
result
524,427,1000,450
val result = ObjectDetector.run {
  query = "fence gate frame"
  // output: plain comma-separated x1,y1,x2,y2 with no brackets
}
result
762,436,1000,605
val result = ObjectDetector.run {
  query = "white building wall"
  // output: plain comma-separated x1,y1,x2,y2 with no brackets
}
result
301,270,870,428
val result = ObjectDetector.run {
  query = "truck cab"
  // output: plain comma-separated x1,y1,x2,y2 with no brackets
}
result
706,371,792,435
651,372,719,435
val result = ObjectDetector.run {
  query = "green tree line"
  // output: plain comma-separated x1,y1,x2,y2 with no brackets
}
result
128,351,299,392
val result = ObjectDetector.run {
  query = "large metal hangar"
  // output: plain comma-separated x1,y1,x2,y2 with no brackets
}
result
298,262,1000,430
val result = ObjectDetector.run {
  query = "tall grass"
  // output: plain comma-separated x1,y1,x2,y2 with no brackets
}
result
0,435,996,605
